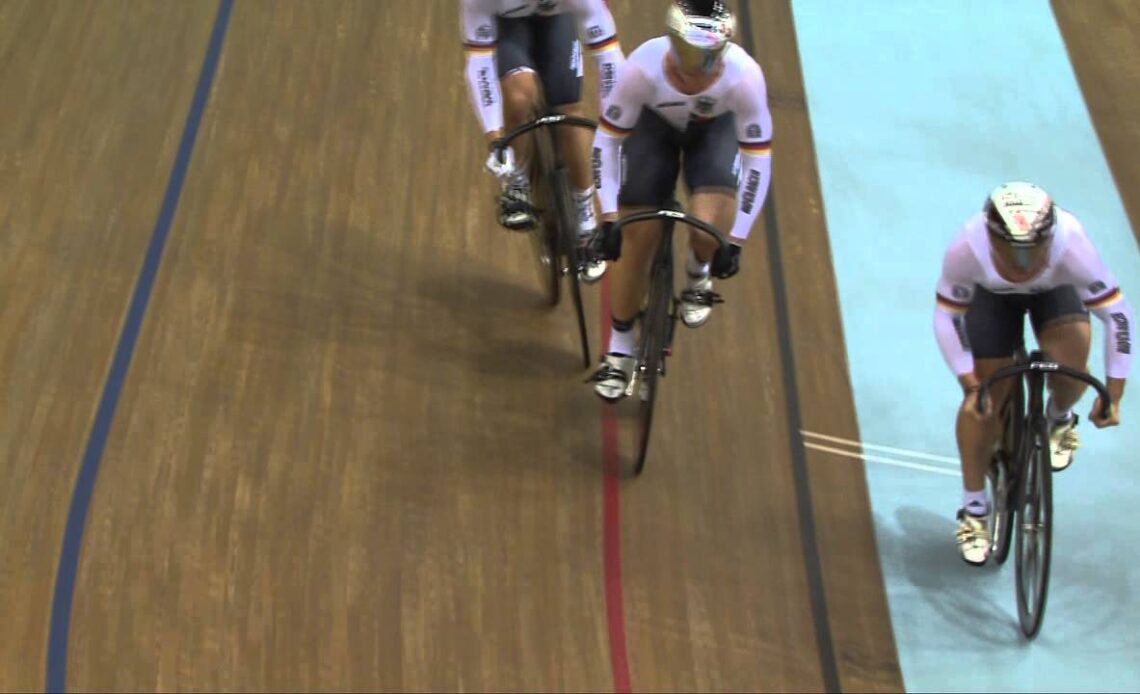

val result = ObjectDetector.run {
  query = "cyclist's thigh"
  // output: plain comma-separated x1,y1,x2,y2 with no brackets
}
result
618,109,682,209
1030,286,1091,365
681,113,738,197
532,12,582,107
496,16,536,79
1029,285,1090,335
964,290,1024,411
966,287,1028,360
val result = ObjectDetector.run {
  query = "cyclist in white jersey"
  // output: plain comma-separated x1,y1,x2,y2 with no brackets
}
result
933,181,1133,565
588,0,773,400
460,0,624,283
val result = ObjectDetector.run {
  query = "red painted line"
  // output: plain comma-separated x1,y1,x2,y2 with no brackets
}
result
600,275,631,693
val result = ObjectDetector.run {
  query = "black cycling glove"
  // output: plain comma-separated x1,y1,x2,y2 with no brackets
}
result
711,242,742,279
593,220,622,261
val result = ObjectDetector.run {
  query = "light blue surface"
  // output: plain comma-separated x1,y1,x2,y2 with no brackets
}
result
791,0,1140,690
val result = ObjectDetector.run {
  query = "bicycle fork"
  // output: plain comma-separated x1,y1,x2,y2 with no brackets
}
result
623,310,676,401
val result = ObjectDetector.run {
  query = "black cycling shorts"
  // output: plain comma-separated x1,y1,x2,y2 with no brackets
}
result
496,13,582,107
965,285,1089,359
618,108,739,208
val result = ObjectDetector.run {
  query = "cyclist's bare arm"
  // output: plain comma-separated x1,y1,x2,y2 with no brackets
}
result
460,0,504,143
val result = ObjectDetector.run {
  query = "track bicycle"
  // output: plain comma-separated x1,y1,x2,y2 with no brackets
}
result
594,201,730,476
492,112,599,369
978,349,1111,638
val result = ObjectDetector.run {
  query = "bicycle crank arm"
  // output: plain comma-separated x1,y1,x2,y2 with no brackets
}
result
623,369,642,399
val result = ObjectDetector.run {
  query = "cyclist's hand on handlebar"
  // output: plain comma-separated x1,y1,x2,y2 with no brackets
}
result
1089,395,1121,428
1091,377,1125,428
593,220,622,260
484,143,516,179
711,242,742,279
963,387,991,421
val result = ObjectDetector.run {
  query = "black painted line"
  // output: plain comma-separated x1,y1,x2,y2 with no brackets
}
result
737,1,842,691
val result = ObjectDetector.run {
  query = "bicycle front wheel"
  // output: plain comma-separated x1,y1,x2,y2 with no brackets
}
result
529,130,560,307
991,375,1024,564
633,255,672,476
529,221,560,307
1014,415,1053,638
987,454,1014,564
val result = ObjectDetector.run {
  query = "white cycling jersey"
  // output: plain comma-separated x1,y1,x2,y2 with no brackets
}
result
592,37,773,242
934,207,1134,378
460,0,623,135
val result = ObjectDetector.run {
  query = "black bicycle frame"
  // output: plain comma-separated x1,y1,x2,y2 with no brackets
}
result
604,203,731,474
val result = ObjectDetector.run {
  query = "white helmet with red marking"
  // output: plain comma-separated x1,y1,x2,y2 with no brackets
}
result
666,0,737,73
984,181,1057,270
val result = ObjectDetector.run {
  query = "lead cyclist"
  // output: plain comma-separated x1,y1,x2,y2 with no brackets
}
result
589,0,773,399
934,182,1133,565
460,0,625,283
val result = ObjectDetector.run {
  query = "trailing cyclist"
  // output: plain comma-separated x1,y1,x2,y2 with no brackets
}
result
588,0,773,400
460,0,625,283
933,181,1133,565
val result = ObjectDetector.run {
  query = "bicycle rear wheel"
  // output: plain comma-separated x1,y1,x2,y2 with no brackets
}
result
633,238,674,476
529,126,560,306
550,166,590,368
1014,415,1053,638
990,374,1024,564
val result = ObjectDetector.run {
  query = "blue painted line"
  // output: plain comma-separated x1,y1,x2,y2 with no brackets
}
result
44,1,233,691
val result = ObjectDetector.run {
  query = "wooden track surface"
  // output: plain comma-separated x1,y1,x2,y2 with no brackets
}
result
0,2,913,690
0,2,216,690
1053,0,1140,247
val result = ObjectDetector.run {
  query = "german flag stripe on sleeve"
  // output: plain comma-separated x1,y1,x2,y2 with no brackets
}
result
588,36,620,52
936,293,969,313
1085,287,1123,310
463,42,495,54
599,117,632,137
740,141,772,155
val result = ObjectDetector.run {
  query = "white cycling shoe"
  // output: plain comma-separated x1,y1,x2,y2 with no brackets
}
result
591,352,635,402
576,193,605,283
1048,415,1080,472
680,274,721,328
955,509,991,566
499,176,536,230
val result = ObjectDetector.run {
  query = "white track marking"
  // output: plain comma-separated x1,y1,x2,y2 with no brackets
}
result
800,430,960,467
803,441,960,477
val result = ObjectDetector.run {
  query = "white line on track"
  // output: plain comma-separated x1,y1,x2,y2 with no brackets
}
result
802,441,960,477
800,430,960,467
